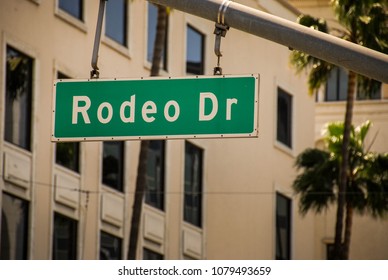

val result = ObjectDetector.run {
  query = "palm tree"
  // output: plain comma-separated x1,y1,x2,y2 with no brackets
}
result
293,121,388,259
127,4,168,259
290,0,388,259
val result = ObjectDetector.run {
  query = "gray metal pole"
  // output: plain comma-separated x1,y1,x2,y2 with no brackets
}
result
148,0,388,83
91,0,107,79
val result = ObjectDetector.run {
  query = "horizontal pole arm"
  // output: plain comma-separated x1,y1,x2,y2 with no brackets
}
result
148,0,388,83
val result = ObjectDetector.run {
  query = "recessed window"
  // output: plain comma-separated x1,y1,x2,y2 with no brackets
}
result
277,88,293,148
102,142,124,192
5,46,33,151
145,140,165,211
326,243,335,260
184,142,203,228
143,248,163,260
100,231,122,260
186,25,205,75
147,3,168,70
52,213,77,260
325,67,381,101
56,142,80,173
325,67,348,102
1,192,29,260
55,73,80,173
105,0,128,46
58,0,83,21
357,82,381,101
276,193,291,260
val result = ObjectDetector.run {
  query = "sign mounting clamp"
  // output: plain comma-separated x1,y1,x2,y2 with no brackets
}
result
213,0,232,75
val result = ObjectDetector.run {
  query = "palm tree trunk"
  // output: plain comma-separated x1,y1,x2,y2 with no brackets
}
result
127,5,167,260
127,140,149,259
151,6,167,77
333,70,356,259
343,203,353,259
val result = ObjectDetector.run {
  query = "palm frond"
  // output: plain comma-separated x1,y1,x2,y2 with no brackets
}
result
293,148,338,215
289,14,334,95
357,3,388,52
293,120,388,218
355,120,372,148
295,148,330,169
307,61,333,95
350,151,388,218
297,14,329,33
289,51,311,74
323,122,344,156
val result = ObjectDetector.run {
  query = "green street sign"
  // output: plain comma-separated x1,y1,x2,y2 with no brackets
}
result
52,75,259,141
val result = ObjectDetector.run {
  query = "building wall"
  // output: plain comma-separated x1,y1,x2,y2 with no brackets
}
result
0,0,386,261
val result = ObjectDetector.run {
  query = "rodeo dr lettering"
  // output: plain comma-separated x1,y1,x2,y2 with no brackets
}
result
71,92,238,124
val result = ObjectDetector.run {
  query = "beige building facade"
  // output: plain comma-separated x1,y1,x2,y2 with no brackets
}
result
0,0,387,260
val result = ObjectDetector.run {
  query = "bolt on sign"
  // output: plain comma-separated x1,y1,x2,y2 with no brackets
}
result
52,75,259,142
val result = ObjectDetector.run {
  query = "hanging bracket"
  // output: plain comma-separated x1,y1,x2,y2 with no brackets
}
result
90,0,108,79
213,0,231,75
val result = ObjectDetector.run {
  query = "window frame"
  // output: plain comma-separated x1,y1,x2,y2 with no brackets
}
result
55,142,80,173
102,141,125,192
325,66,382,101
275,192,292,260
1,192,30,260
276,87,293,149
186,24,205,75
326,243,335,260
325,67,348,102
145,140,166,211
52,212,78,260
183,141,203,228
4,45,34,151
58,0,83,21
55,0,86,32
99,231,122,260
143,247,163,260
104,0,128,47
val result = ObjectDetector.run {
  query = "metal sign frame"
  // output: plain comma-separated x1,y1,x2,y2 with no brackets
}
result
52,74,259,142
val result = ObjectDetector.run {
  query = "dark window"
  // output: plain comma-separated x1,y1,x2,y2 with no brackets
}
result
276,193,291,260
326,243,335,260
100,231,122,260
357,84,381,100
5,46,33,151
105,0,128,46
277,88,292,148
58,0,83,21
325,67,381,101
55,73,80,173
147,3,168,71
186,25,205,75
145,141,165,210
325,67,348,101
56,142,80,172
184,142,203,228
52,213,77,260
1,192,29,260
143,248,163,260
102,142,124,192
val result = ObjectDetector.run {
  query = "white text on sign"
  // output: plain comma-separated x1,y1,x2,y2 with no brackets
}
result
71,93,238,125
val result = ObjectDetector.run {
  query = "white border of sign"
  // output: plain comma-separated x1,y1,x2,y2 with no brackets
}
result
51,74,259,142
